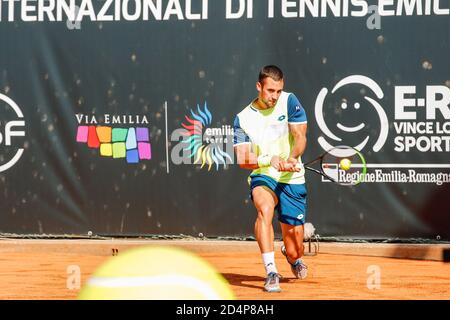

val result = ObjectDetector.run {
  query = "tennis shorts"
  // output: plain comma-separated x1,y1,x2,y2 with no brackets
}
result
249,174,307,226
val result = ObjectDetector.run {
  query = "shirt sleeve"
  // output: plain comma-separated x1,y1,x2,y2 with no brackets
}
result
233,115,251,146
287,94,307,124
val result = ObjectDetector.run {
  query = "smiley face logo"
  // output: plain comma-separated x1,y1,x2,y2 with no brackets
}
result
315,75,389,157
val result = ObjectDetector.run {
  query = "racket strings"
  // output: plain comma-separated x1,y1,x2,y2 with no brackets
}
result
321,148,367,186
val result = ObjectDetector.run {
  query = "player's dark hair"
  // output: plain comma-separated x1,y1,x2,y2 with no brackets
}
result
258,65,284,83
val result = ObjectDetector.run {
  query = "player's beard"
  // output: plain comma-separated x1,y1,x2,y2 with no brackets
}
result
262,98,277,108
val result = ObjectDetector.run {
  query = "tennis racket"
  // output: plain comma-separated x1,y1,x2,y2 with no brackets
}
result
297,145,367,186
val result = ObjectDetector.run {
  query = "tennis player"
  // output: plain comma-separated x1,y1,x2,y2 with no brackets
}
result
233,65,308,292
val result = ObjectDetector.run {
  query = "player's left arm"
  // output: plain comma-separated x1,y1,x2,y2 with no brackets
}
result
288,123,307,160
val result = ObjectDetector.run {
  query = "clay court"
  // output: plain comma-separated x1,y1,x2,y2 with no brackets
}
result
0,239,449,300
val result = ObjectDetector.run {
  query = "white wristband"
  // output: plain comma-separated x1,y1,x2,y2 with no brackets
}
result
257,154,271,168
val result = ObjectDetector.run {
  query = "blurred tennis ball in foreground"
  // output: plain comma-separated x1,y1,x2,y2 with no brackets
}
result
339,158,352,171
78,246,235,300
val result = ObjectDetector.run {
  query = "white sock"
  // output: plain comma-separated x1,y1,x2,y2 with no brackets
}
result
262,252,277,275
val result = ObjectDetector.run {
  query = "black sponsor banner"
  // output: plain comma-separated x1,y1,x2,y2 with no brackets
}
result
0,1,449,238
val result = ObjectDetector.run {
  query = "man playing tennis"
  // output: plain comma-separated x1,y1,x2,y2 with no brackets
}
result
233,65,308,293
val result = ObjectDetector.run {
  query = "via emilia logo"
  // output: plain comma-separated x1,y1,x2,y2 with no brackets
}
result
76,114,151,164
171,102,233,171
0,94,25,173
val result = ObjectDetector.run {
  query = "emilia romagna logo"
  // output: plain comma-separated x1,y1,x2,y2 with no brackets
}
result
171,102,233,171
76,114,151,164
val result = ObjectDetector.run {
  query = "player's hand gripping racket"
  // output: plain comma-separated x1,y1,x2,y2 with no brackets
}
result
297,145,367,186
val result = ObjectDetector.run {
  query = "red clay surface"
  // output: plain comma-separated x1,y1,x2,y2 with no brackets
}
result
0,241,449,300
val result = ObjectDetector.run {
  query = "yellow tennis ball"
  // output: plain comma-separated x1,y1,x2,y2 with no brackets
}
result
78,246,235,300
340,158,352,171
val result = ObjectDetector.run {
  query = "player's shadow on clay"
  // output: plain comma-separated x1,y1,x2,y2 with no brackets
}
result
222,273,311,291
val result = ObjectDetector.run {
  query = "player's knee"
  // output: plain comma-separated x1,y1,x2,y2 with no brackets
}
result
256,205,274,220
256,214,271,228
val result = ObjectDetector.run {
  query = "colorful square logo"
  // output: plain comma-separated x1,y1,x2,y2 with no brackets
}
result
77,126,151,164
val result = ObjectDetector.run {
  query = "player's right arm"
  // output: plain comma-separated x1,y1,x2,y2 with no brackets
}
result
234,143,283,170
233,115,282,170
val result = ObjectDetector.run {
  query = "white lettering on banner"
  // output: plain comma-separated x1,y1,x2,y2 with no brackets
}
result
378,0,395,16
22,0,37,22
268,0,448,18
395,86,417,120
39,0,56,21
97,0,114,21
226,0,253,19
0,0,210,22
4,121,25,145
163,0,184,20
427,86,450,119
351,0,369,17
397,0,422,16
0,0,447,22
282,0,297,18
122,0,142,21
334,169,450,185
394,122,450,135
77,0,96,21
205,126,234,136
395,86,450,120
268,0,274,17
0,121,25,146
392,85,450,152
75,114,149,125
7,0,15,22
394,135,450,152
59,0,77,21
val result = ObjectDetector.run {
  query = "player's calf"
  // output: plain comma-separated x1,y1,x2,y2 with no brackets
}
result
281,244,308,279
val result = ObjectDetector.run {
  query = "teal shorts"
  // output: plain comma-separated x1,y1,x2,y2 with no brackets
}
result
250,174,307,226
